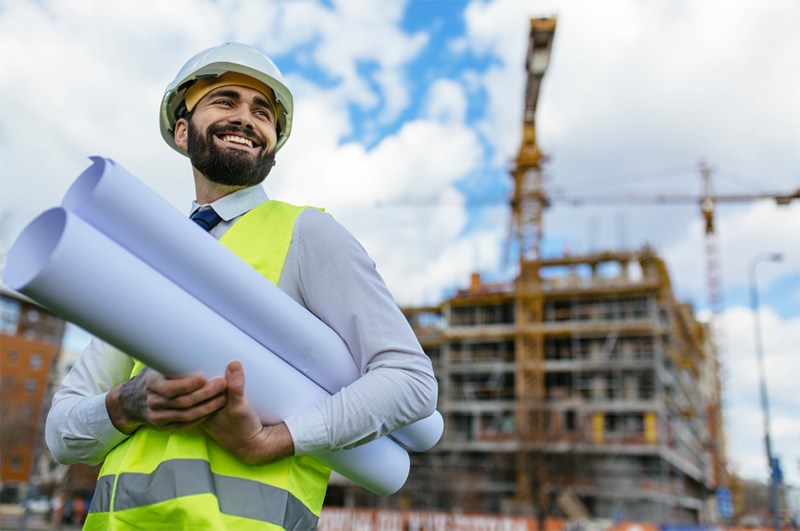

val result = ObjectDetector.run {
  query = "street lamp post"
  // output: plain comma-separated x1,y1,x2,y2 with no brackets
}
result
747,252,783,531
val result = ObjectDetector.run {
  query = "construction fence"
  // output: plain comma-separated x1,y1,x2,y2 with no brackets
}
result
319,509,775,531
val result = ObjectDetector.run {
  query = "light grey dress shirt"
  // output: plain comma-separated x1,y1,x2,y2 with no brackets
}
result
46,185,437,464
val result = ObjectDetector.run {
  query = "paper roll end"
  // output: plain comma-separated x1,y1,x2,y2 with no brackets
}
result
62,157,108,211
389,410,444,452
4,208,68,291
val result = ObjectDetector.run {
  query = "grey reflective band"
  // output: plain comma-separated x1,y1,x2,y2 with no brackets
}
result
89,475,114,514
88,459,318,530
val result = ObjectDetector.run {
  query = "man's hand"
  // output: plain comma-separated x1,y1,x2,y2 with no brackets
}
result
106,367,228,434
201,361,294,465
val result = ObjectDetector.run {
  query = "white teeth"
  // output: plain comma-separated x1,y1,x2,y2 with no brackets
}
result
222,135,253,148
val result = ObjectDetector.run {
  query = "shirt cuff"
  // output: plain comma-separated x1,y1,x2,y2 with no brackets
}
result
283,406,330,456
88,392,130,449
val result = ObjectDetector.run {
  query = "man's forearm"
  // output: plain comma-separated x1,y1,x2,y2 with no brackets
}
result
285,359,438,455
46,391,130,465
45,339,135,465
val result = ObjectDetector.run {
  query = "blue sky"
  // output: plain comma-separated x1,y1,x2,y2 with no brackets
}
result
0,0,797,489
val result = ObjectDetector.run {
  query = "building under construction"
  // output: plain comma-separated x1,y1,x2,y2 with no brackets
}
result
323,248,725,524
396,248,725,524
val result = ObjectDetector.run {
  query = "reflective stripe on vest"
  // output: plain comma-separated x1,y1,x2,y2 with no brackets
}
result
88,459,318,529
86,200,329,531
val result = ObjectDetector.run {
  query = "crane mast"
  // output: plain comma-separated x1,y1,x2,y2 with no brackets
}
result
511,16,557,510
700,160,729,490
512,17,556,271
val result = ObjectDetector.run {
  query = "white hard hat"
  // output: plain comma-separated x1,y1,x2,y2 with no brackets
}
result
160,43,294,156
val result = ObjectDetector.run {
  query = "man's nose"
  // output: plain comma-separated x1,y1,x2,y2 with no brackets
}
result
228,106,255,128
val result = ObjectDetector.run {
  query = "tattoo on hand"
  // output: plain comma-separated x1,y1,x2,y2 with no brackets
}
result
118,368,149,424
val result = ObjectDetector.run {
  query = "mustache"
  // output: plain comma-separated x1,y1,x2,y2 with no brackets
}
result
207,124,265,148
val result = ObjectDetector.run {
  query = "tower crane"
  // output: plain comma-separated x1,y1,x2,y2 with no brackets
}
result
510,15,557,514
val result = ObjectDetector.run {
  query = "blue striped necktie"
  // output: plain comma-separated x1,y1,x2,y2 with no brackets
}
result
190,208,223,232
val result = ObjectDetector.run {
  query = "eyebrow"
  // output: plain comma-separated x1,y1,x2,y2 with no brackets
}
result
209,88,275,117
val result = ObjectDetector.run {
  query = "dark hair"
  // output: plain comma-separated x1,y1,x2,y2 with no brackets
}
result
175,101,191,121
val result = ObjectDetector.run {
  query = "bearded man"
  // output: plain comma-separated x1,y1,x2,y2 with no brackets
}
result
45,43,437,531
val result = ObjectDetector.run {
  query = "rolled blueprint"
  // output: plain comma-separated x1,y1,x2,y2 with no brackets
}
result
3,208,409,496
61,157,443,452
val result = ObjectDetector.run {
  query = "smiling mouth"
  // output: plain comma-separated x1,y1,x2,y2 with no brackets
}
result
218,134,257,149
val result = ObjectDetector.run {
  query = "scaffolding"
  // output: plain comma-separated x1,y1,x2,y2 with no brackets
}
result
387,249,724,524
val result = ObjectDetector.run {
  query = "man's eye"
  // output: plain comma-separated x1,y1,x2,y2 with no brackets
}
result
255,110,273,121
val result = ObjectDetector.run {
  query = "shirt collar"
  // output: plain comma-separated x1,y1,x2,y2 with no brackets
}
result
190,185,270,221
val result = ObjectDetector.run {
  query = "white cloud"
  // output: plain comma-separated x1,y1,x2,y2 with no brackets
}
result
343,191,507,308
307,0,428,117
424,79,468,125
447,37,469,55
373,68,413,125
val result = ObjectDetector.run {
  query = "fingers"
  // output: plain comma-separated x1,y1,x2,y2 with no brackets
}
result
134,365,247,431
147,372,208,399
225,361,245,399
148,378,227,411
149,394,228,428
138,370,229,430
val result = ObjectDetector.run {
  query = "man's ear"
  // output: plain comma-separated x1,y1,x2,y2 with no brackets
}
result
174,118,189,150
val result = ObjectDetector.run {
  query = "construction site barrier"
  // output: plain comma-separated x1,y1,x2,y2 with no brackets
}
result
319,509,775,531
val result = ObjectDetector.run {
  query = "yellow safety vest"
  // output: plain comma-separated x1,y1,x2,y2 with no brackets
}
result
84,201,331,531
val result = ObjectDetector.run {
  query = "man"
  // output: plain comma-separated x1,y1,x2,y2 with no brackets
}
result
46,43,437,530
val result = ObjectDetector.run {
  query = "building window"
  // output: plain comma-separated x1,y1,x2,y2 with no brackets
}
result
449,413,473,441
545,372,573,400
479,412,514,440
565,410,576,431
3,376,14,389
0,296,21,333
11,456,23,471
25,378,37,393
8,349,19,365
450,340,515,363
604,413,644,434
29,353,42,370
450,303,514,326
545,338,573,360
423,347,441,363
450,372,515,401
639,370,655,399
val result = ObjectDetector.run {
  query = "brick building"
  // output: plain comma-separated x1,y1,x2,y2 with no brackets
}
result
1,288,66,501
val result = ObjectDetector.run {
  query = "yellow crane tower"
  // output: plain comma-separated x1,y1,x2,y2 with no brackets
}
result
510,16,557,511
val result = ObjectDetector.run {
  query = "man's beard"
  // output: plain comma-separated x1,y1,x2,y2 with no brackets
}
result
187,120,276,188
